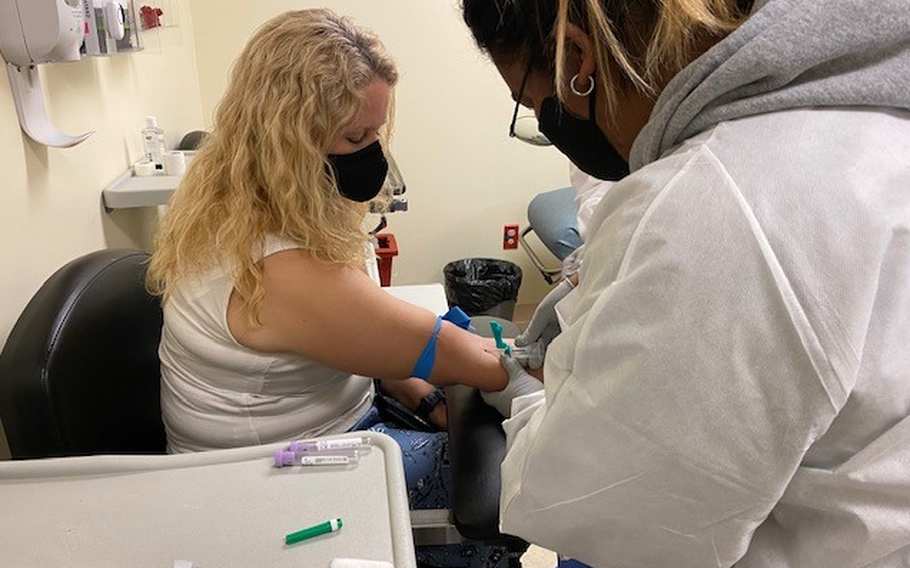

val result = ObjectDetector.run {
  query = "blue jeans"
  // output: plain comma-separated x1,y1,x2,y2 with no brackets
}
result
351,405,511,568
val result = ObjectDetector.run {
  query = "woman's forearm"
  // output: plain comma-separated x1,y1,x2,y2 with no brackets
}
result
379,378,435,410
430,322,508,391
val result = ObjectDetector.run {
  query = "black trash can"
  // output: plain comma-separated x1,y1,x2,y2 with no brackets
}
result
443,258,522,320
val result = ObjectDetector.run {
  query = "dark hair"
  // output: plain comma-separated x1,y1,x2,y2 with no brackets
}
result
463,0,754,106
460,0,659,74
461,0,564,73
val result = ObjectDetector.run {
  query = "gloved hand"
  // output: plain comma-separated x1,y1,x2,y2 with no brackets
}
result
481,353,544,418
510,341,545,369
514,279,574,348
560,244,585,280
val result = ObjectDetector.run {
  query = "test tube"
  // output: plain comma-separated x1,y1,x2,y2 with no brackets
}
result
288,437,372,454
274,449,359,468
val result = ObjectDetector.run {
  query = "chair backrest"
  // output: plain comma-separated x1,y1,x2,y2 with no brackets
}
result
526,186,582,261
0,249,166,459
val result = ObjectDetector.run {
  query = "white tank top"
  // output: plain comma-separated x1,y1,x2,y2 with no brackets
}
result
159,236,374,453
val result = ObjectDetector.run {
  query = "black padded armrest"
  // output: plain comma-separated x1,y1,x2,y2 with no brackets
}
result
446,384,521,543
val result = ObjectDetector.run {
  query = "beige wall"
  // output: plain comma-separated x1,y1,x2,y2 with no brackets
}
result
189,0,572,304
0,1,205,458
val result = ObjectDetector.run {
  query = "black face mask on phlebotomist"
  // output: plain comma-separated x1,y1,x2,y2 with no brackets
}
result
327,140,389,202
537,87,630,182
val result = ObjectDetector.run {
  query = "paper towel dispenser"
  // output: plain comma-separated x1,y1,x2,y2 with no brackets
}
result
0,0,94,147
0,0,85,66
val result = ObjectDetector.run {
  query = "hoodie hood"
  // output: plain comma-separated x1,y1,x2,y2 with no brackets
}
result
630,0,910,170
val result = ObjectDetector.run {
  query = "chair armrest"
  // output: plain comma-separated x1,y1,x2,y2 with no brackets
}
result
445,384,515,542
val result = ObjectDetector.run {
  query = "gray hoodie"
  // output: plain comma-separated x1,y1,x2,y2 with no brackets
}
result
631,0,910,170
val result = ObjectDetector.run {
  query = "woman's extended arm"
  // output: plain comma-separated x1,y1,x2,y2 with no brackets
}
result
228,249,508,391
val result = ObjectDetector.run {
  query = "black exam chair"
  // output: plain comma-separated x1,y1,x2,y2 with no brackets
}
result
0,249,166,459
447,316,528,567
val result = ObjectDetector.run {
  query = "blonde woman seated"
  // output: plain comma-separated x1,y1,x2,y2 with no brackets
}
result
147,10,508,568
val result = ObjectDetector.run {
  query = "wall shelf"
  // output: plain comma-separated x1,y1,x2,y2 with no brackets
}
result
102,169,179,210
103,151,195,210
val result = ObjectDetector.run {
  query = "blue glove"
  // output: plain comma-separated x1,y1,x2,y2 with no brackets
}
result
514,279,574,348
481,353,544,418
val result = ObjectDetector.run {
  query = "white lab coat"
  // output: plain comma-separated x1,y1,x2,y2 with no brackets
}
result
498,106,910,567
568,164,613,242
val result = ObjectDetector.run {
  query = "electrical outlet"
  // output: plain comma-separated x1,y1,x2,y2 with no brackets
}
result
503,223,519,249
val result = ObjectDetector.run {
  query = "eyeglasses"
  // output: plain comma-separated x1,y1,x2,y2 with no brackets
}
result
507,60,552,147
508,60,534,139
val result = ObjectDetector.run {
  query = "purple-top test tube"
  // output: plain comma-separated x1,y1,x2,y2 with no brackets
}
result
274,450,359,468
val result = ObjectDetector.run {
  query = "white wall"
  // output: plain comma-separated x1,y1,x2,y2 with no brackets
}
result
0,1,205,458
189,0,572,305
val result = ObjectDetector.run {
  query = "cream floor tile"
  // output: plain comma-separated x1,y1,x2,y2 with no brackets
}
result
522,544,557,568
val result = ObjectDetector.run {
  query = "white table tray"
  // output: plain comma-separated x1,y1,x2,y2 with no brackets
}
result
0,432,415,568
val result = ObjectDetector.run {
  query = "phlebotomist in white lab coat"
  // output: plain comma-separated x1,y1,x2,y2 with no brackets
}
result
461,0,910,566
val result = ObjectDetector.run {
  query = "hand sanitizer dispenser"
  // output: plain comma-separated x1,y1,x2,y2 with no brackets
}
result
0,0,94,147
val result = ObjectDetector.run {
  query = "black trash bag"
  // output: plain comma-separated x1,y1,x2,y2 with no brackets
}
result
443,258,522,317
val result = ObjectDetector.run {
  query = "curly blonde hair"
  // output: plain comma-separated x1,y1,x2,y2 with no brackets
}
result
147,9,398,323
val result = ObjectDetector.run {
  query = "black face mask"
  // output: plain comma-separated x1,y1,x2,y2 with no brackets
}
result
327,140,389,202
537,88,629,181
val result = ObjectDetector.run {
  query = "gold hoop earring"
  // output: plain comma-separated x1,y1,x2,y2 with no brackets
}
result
570,74,595,97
